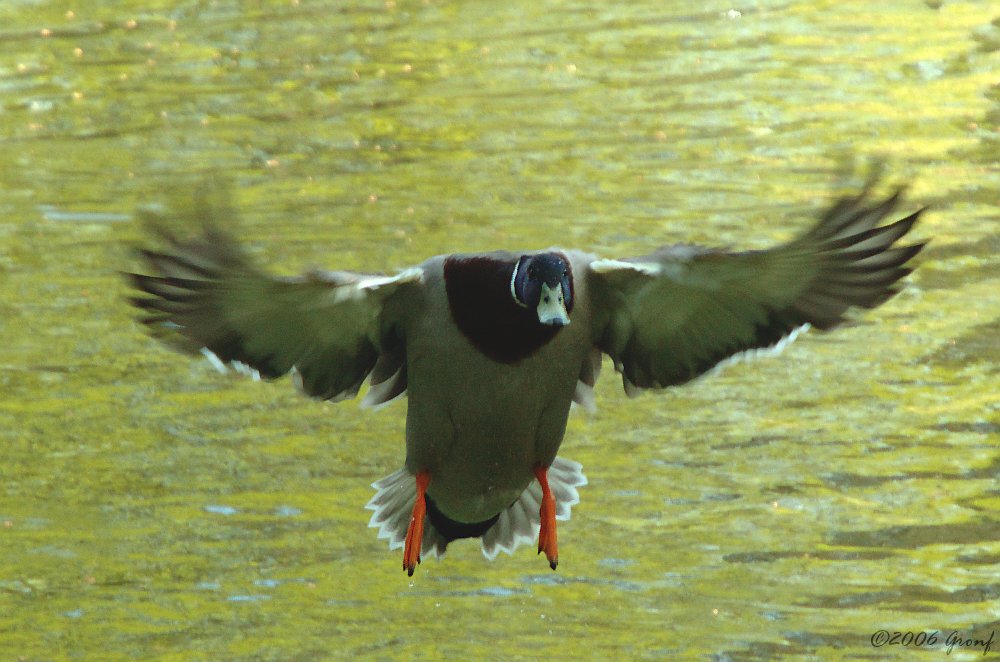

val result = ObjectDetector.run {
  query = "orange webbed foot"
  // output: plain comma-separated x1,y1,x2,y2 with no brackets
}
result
534,465,558,570
403,471,431,576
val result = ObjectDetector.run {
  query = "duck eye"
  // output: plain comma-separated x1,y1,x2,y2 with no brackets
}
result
562,270,568,278
527,267,537,279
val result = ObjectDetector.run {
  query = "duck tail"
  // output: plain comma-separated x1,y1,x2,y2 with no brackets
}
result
480,456,588,560
365,469,450,561
365,457,588,562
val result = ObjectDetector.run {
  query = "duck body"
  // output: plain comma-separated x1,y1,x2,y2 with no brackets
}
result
127,182,925,575
402,251,594,524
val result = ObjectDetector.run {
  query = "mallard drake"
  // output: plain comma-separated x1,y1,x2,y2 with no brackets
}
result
127,183,924,575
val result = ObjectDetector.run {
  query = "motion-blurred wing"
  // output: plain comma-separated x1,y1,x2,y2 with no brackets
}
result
127,220,422,404
588,187,925,394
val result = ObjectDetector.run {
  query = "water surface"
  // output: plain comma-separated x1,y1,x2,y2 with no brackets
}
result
2,1,998,659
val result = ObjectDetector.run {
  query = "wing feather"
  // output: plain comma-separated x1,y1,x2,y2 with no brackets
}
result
588,186,925,393
127,214,421,402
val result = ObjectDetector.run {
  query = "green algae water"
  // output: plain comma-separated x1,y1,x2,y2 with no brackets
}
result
1,1,998,659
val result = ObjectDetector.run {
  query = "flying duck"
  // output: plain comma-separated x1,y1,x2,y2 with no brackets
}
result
127,183,924,575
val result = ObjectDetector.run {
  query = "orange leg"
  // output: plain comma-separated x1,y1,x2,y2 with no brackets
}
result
534,464,558,570
403,471,430,576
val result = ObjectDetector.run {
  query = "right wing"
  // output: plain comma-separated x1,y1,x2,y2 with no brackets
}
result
587,186,925,394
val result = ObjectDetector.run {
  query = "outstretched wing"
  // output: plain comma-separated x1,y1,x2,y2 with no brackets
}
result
587,186,925,394
127,218,422,405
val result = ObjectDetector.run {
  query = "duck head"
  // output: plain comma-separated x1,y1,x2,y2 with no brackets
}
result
509,253,573,327
443,251,574,363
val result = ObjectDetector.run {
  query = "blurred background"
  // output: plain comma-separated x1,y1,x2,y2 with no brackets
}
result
1,1,998,659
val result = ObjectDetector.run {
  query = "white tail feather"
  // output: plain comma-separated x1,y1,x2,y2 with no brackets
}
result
364,457,588,561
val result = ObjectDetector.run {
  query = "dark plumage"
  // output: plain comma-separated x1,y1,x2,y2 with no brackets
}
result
127,182,925,575
443,254,571,363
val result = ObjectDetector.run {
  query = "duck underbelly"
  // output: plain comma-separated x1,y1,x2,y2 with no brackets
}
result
404,346,579,523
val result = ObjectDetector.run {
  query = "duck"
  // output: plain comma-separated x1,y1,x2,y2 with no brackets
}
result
127,181,924,576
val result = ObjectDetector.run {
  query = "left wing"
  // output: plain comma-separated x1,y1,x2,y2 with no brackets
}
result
586,186,925,394
127,220,422,404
